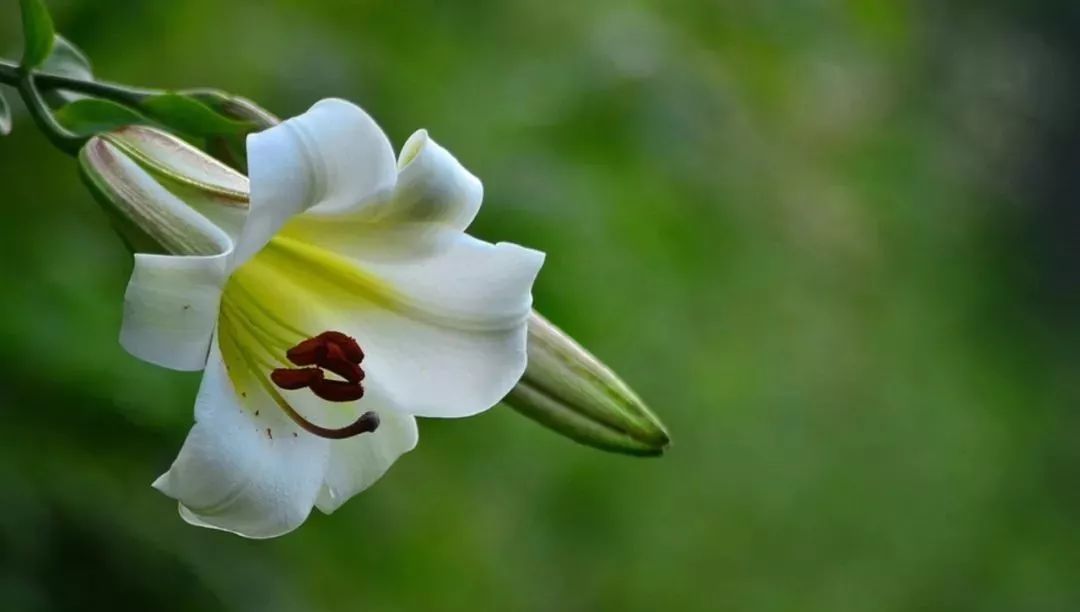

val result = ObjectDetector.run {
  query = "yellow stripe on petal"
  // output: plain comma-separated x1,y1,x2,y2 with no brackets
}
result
252,236,402,312
217,314,257,404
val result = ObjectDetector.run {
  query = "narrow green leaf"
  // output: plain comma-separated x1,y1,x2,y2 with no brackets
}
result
19,0,56,69
41,35,93,101
139,93,255,138
54,98,146,137
0,93,11,136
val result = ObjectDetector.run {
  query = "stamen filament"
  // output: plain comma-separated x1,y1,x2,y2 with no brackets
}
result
221,312,282,371
220,298,295,354
228,274,312,340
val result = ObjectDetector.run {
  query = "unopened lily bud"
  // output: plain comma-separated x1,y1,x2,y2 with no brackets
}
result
505,312,671,457
78,125,249,256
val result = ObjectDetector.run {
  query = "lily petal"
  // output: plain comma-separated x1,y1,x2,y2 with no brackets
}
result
278,131,485,262
316,408,419,514
89,135,236,371
237,98,397,268
387,129,483,229
152,340,330,539
120,252,230,371
256,232,544,418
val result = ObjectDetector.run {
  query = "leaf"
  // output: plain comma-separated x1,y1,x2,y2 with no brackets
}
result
19,0,56,70
139,94,255,138
0,93,11,136
43,35,92,79
184,89,279,128
42,35,94,105
54,98,146,137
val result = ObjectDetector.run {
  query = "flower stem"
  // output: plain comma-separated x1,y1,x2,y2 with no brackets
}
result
17,75,83,155
0,59,158,106
0,58,163,156
0,61,18,85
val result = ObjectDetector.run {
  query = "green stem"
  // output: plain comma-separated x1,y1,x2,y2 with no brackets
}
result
0,61,18,85
17,75,82,155
0,58,161,156
0,59,157,106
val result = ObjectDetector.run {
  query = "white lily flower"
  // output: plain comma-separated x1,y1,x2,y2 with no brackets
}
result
84,99,544,538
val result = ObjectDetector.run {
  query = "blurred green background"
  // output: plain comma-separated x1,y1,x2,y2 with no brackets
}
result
2,0,1080,610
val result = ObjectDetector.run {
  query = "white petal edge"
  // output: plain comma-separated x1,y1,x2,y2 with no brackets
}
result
120,252,230,371
355,235,545,332
237,98,398,268
351,302,531,419
278,131,485,262
152,340,330,539
385,129,483,229
315,408,419,514
356,237,544,418
92,135,236,372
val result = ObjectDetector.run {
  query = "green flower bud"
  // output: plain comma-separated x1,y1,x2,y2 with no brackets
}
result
505,312,671,457
78,125,248,256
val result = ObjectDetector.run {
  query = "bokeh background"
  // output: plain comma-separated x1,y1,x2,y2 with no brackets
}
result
2,1,1080,610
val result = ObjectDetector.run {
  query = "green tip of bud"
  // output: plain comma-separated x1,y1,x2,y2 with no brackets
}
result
504,312,671,457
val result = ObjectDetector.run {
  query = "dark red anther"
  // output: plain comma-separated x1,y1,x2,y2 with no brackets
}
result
285,336,327,366
309,379,366,402
277,331,366,405
317,343,365,384
286,331,364,367
270,367,324,390
316,331,364,363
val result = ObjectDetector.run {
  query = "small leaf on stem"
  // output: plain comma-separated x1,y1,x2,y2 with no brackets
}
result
55,98,145,137
42,35,93,105
19,0,56,70
139,93,255,138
